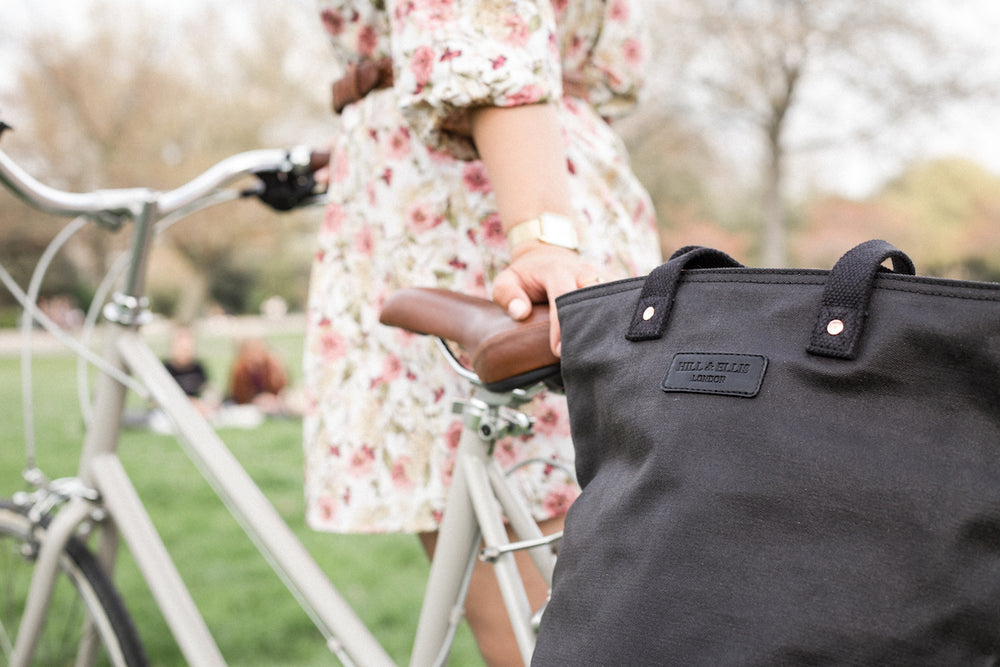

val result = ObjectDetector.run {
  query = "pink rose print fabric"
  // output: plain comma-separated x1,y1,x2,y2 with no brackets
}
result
304,0,662,533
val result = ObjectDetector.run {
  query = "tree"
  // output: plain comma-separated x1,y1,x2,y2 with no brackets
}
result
794,158,1000,281
649,0,998,266
617,1,755,258
1,0,332,319
876,158,1000,279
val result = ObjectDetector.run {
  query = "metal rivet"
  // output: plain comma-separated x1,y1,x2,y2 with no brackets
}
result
826,319,845,336
642,306,655,321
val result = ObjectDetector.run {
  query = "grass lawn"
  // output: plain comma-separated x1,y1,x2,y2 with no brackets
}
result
0,325,483,665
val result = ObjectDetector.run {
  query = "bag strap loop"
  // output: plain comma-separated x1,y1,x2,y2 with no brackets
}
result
626,246,743,341
806,239,915,360
625,240,915,354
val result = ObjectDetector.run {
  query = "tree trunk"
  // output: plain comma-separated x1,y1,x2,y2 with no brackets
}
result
761,131,787,268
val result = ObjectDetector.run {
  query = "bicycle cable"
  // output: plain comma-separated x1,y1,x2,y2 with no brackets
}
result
17,214,90,469
0,221,149,471
74,189,238,423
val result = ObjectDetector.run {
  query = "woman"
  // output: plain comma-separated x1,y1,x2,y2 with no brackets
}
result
303,0,662,663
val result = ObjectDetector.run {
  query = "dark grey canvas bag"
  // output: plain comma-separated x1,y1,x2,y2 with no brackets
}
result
533,240,1000,666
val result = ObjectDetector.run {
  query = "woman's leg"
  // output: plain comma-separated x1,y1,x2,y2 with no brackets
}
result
419,515,564,667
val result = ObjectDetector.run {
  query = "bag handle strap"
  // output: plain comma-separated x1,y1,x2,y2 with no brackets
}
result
626,246,743,341
806,239,915,360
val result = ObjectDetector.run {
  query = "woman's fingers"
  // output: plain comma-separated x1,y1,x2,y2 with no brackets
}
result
492,246,611,356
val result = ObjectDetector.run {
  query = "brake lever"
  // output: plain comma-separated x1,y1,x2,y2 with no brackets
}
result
244,169,321,211
245,147,329,211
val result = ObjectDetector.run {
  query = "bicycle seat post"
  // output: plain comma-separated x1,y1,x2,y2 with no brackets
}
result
453,389,534,446
380,288,563,665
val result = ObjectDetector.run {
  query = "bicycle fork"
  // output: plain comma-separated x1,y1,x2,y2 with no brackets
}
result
9,496,96,667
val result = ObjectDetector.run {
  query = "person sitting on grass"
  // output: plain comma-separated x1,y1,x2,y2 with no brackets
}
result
163,326,216,416
226,337,295,416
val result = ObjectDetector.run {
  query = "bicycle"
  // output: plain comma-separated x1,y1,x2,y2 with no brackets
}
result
0,120,568,666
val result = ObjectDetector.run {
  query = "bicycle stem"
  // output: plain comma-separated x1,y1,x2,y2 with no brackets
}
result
103,199,158,326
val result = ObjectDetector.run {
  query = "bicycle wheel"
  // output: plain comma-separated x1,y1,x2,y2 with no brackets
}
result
0,500,148,666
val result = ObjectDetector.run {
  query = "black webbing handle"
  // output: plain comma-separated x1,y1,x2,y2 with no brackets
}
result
626,246,743,341
806,239,915,360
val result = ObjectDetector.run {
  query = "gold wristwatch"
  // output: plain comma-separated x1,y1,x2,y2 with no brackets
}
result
506,212,580,252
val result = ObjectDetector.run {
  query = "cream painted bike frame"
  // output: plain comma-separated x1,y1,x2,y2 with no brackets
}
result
0,141,559,666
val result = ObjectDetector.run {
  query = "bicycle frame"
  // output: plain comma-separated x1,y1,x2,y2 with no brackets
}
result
1,143,557,666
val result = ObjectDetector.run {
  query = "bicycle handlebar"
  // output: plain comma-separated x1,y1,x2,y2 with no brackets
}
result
0,129,328,223
0,147,154,223
159,149,295,214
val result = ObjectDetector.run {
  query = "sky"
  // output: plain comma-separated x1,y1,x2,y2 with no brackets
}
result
815,1,1000,195
3,0,1000,198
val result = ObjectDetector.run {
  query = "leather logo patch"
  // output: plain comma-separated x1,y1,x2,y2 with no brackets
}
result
662,353,767,397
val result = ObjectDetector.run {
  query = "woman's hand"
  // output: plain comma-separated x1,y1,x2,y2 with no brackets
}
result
492,242,613,356
469,103,614,355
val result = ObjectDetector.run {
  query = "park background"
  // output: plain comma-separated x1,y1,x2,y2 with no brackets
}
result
1,0,1000,664
2,0,1000,325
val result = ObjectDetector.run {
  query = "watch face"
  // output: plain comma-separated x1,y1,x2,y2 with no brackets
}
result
538,213,579,250
508,213,580,251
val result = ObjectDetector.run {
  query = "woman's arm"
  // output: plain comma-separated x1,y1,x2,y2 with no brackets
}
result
469,103,573,226
470,103,610,356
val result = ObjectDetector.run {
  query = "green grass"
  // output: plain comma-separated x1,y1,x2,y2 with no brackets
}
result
0,329,483,665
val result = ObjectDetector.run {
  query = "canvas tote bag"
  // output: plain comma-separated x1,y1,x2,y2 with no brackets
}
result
532,240,1000,666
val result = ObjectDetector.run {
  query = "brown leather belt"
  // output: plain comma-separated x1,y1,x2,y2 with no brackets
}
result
331,57,590,114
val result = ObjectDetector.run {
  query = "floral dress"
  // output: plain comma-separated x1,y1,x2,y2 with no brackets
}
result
303,0,662,534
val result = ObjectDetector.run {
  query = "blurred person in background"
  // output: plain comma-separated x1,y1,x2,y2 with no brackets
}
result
228,337,293,416
164,327,211,407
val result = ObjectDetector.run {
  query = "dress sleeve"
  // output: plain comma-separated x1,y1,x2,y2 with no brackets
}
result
584,0,649,119
388,0,563,155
